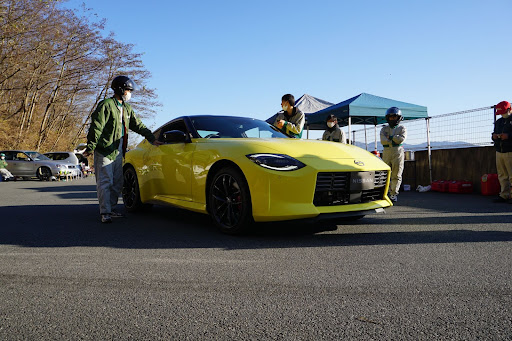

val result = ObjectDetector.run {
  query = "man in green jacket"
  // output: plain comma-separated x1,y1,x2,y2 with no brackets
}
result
83,75,162,223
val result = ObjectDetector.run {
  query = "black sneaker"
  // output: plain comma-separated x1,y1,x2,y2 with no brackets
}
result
110,211,125,218
101,214,112,223
492,197,508,203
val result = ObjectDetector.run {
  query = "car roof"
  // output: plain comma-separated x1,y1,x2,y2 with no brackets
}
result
44,151,74,154
154,115,265,132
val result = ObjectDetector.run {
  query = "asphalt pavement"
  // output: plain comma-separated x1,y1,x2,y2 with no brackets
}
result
0,177,511,340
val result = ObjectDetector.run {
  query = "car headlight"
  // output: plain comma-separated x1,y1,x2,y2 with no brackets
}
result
246,154,306,171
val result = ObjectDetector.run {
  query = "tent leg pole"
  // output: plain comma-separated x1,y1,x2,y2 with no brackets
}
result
374,125,377,151
426,117,432,184
307,124,309,139
348,117,351,144
364,124,367,150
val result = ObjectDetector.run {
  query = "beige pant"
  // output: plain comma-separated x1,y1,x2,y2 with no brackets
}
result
496,151,512,199
382,146,404,196
94,139,124,215
0,168,14,179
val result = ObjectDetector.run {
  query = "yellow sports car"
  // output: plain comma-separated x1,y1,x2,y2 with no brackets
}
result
122,115,392,234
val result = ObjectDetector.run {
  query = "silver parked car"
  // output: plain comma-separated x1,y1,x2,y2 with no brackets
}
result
44,151,82,178
0,150,74,180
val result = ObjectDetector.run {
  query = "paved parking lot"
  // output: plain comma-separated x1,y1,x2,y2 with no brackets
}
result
0,177,511,340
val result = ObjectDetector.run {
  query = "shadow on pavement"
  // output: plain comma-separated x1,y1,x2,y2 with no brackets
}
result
1,203,511,250
395,190,508,214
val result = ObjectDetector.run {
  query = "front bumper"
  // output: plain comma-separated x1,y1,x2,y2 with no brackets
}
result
240,158,392,222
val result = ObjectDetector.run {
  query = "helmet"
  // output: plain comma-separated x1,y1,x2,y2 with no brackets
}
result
385,107,403,126
111,76,135,96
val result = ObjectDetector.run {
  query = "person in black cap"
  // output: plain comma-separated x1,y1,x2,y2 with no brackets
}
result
322,114,346,143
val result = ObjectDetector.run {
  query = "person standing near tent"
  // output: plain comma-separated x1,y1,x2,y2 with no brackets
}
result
322,114,346,143
274,94,305,138
491,100,512,203
380,107,407,202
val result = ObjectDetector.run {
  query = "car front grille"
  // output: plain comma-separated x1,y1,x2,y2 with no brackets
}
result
313,170,388,206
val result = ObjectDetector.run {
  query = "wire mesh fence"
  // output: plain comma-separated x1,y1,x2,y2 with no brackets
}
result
350,106,495,152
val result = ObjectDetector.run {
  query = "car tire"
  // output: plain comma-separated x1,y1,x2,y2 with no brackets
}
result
37,167,52,181
208,166,253,234
122,166,150,212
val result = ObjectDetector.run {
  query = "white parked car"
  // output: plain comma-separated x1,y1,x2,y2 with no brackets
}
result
43,151,83,178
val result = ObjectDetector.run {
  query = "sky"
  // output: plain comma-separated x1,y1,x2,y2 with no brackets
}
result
63,0,512,136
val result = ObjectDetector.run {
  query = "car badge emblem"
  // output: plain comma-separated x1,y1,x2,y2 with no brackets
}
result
354,160,364,166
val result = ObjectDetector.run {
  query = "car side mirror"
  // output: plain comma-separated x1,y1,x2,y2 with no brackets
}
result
163,130,188,143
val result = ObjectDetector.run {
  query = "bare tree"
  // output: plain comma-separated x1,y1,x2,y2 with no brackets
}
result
0,0,160,152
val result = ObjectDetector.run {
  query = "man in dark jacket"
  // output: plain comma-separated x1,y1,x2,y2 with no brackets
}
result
84,75,162,223
492,100,512,203
322,114,346,143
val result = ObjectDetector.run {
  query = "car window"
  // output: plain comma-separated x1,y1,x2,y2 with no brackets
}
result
243,127,274,138
196,130,221,138
190,116,288,139
1,151,14,160
45,153,69,161
14,152,30,161
25,152,50,161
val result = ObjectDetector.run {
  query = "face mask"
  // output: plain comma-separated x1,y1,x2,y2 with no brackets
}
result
282,105,288,112
327,122,335,128
388,119,398,127
122,92,132,102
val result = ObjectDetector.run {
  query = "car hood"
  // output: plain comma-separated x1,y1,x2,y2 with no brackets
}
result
204,138,378,160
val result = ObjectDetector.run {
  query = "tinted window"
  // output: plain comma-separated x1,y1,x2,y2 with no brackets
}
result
190,116,288,139
45,153,70,161
0,151,14,160
25,152,49,161
14,152,30,161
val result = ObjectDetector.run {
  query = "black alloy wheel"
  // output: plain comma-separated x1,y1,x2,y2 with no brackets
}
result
122,166,146,212
209,167,253,234
37,167,51,181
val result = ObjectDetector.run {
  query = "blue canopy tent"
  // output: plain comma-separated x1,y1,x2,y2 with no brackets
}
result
305,92,428,130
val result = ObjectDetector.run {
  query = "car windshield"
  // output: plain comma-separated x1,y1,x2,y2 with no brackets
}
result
190,116,289,139
26,151,50,161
